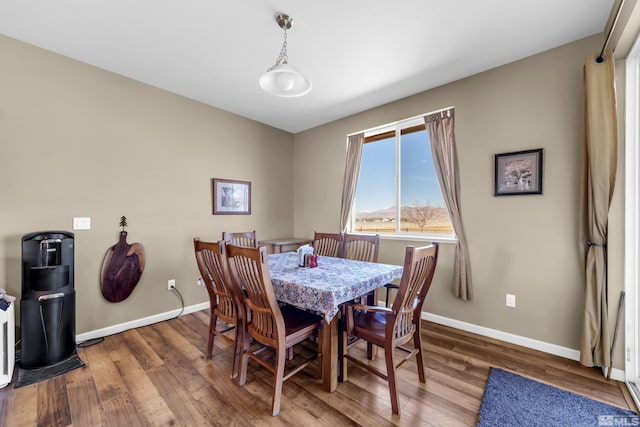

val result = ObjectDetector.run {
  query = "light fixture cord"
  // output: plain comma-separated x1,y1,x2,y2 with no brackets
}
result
268,28,289,71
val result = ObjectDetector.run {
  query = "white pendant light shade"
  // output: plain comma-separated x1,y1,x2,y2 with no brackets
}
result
260,13,312,98
259,64,312,97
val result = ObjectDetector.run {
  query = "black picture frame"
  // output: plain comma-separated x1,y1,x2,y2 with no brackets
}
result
494,149,543,196
212,178,251,215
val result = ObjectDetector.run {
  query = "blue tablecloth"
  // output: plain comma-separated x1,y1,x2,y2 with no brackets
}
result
267,252,403,323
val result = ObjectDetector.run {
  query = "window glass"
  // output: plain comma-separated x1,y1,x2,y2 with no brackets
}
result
352,121,454,238
354,136,395,234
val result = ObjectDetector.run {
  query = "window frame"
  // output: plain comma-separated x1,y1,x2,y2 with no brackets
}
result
625,28,640,404
348,115,457,243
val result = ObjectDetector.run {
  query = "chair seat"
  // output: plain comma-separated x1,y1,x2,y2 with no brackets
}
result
281,304,321,334
352,311,387,346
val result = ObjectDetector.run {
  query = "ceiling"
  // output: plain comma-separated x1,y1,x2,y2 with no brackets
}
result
0,1,614,133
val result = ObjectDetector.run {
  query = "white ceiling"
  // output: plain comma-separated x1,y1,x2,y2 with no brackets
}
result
0,1,614,133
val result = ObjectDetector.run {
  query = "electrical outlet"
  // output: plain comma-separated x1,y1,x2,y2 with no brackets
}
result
73,217,91,230
168,279,176,291
506,293,516,308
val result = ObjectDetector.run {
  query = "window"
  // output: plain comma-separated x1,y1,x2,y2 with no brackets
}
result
350,116,454,239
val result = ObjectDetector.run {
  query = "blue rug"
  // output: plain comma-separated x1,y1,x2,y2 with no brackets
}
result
477,367,638,427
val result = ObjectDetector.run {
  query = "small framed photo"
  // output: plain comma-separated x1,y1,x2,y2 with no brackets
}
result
494,149,543,196
212,178,251,215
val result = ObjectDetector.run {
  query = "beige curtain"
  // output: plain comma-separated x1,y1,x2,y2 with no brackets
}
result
339,133,365,232
579,49,618,368
424,109,473,300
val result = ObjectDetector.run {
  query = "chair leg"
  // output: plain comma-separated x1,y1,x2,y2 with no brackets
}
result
317,325,324,380
413,328,426,383
338,314,346,382
272,346,287,416
230,324,242,379
367,343,375,360
238,327,250,386
206,313,217,359
365,291,377,360
385,346,400,415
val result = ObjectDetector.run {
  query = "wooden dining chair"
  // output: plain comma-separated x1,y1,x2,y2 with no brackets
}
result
193,238,244,379
341,233,380,262
312,231,343,257
226,244,322,416
340,243,439,415
222,230,258,248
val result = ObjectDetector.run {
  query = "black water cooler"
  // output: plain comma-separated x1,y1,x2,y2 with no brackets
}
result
20,231,76,369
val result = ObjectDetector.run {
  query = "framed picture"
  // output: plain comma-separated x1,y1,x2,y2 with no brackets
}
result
494,149,543,196
212,178,251,215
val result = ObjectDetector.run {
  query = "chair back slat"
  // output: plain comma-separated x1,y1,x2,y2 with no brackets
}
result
342,233,380,262
390,244,439,340
222,230,258,248
226,244,283,346
313,231,343,257
194,239,238,324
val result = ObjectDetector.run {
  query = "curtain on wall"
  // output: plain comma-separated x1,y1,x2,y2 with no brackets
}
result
339,133,365,232
424,109,473,300
579,49,618,368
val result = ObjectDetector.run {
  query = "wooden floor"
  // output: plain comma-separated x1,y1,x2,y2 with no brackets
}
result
0,310,637,426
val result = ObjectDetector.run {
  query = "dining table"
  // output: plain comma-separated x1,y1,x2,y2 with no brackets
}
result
266,251,403,392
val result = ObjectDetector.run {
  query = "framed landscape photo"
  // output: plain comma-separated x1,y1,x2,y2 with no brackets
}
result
494,149,543,196
212,178,251,215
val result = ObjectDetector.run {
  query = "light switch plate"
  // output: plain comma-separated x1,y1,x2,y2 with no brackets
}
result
73,217,91,230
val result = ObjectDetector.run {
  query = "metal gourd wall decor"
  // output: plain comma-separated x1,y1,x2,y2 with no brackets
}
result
100,216,146,302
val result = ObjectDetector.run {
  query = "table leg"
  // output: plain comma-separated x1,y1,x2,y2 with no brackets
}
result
321,315,338,392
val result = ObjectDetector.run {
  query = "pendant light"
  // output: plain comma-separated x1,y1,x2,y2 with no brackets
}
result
259,13,312,97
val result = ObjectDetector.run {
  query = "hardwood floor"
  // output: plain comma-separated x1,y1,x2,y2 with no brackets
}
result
0,310,636,426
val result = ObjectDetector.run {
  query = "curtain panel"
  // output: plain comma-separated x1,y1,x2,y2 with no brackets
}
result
339,133,365,233
579,49,618,368
424,109,473,300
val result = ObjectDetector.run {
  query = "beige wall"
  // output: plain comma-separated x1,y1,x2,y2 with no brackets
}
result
1,30,628,369
293,34,624,362
0,35,294,334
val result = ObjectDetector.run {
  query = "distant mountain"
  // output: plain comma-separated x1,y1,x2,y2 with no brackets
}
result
356,207,396,219
355,205,447,220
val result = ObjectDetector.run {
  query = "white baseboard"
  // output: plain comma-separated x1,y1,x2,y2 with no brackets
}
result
75,302,209,343
422,311,581,360
420,311,626,382
603,366,627,382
